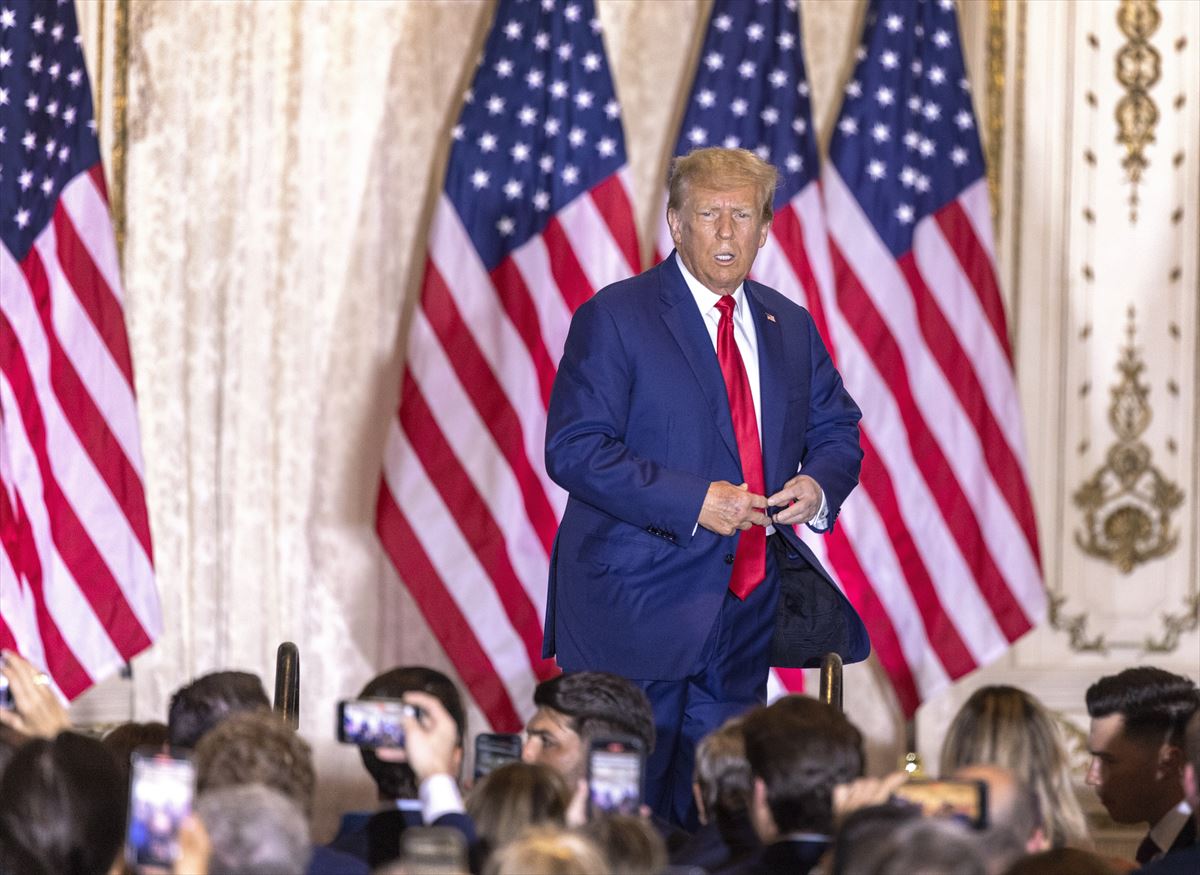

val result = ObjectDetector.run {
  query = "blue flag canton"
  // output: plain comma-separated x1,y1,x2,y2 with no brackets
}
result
444,0,626,271
673,0,817,209
0,0,100,260
829,0,985,258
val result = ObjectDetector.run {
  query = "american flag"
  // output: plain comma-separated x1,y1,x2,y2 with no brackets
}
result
654,0,832,697
376,0,639,731
0,0,161,699
821,0,1046,714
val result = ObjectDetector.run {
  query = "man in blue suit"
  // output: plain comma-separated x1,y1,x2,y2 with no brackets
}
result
543,147,868,829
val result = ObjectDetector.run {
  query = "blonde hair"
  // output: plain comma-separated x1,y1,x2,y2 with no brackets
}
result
667,147,778,223
467,762,571,853
939,685,1090,848
484,827,608,875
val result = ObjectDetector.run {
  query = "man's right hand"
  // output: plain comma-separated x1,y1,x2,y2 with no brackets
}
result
698,481,769,535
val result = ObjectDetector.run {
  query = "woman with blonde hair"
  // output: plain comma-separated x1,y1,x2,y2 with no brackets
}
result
467,762,572,864
939,685,1090,848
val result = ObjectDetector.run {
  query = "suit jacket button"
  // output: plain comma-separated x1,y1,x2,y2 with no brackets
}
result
724,553,735,564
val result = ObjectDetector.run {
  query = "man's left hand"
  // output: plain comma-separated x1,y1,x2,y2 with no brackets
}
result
766,474,823,526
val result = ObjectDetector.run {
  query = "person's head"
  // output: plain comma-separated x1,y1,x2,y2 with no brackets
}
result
524,672,655,785
167,670,270,749
1084,667,1198,825
102,720,169,788
952,764,1047,873
692,716,752,833
0,732,127,875
666,147,776,296
483,826,607,875
578,815,666,875
1000,848,1119,875
831,803,921,875
196,783,312,874
467,762,571,855
742,695,863,842
862,817,988,875
940,685,1090,848
356,666,467,800
195,710,315,818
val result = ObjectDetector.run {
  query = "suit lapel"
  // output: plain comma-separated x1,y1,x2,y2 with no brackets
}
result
746,281,788,493
658,255,740,467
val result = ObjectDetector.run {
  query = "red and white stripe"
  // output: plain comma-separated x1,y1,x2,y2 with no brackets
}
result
818,166,1045,715
377,171,639,731
0,168,160,700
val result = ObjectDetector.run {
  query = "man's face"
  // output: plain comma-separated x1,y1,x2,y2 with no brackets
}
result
522,706,584,784
667,182,771,296
1086,713,1180,824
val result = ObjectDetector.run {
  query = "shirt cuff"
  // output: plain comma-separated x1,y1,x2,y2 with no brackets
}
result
419,773,465,824
807,487,829,532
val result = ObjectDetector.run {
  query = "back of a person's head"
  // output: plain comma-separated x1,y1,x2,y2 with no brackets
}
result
467,761,571,853
196,783,312,874
358,665,466,800
103,720,169,787
0,732,126,875
167,670,270,749
694,715,751,832
484,826,607,875
195,709,315,818
940,685,1089,848
831,803,921,875
578,815,666,875
1000,847,1119,875
1085,667,1198,745
866,817,988,875
742,695,863,835
532,672,655,752
0,724,27,780
952,764,1042,871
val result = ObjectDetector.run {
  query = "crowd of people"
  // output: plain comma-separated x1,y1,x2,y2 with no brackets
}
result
0,650,1196,875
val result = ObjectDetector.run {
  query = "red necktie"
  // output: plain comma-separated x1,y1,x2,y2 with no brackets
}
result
715,295,766,599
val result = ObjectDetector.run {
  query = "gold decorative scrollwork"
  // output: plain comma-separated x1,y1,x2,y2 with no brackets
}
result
1073,307,1184,573
1047,592,1106,653
1114,0,1161,222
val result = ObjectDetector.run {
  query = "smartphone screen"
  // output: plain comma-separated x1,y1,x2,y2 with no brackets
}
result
474,732,523,780
892,778,988,829
587,736,644,817
337,699,412,748
125,749,196,873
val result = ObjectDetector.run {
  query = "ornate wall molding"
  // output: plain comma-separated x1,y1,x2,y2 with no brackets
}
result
1114,0,1161,222
985,0,1005,227
1073,306,1184,573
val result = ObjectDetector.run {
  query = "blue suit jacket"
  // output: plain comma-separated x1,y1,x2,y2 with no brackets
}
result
543,255,868,680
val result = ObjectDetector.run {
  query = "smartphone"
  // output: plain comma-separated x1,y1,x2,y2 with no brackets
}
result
336,698,417,748
891,778,988,829
473,732,523,781
125,748,196,873
400,826,468,875
0,673,12,711
587,735,645,817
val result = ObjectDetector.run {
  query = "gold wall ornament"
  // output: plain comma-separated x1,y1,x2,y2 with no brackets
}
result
1047,592,1106,653
1073,307,1184,573
1114,0,1162,222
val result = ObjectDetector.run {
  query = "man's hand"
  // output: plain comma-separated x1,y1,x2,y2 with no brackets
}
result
399,690,460,784
0,650,70,739
832,771,910,828
767,474,823,526
698,481,769,535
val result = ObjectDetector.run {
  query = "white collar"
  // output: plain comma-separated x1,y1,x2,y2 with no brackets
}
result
675,251,746,318
1149,799,1193,856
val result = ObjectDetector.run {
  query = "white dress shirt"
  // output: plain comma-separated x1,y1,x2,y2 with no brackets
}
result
675,254,828,531
1147,799,1193,861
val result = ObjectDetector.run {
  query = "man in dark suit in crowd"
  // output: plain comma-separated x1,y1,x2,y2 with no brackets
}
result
738,695,863,874
1139,704,1200,874
1086,667,1199,865
543,146,868,828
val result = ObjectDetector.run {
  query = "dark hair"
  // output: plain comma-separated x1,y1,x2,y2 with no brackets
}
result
1001,847,1119,875
0,724,27,780
358,666,466,800
0,732,127,875
102,720,169,788
1085,667,1198,746
742,695,863,835
831,803,921,875
167,670,270,748
865,818,987,875
195,710,315,817
693,716,753,842
1186,707,1200,776
532,672,655,753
